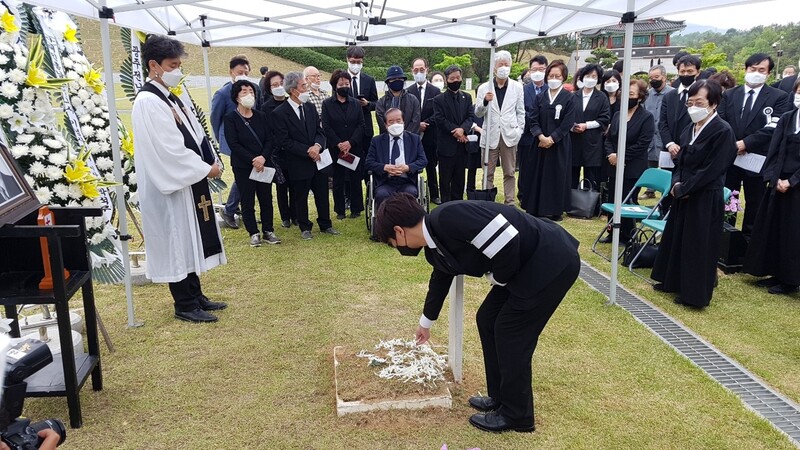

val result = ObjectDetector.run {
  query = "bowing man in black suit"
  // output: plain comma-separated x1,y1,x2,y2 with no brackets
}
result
374,193,580,433
365,108,428,208
433,65,474,202
272,71,338,240
322,69,366,219
570,63,611,189
346,46,379,143
408,57,443,204
718,53,792,237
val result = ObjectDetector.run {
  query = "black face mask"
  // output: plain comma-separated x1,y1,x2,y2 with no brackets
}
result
336,87,350,98
679,75,696,87
649,79,663,90
388,80,405,92
395,233,422,257
447,81,462,92
628,98,640,110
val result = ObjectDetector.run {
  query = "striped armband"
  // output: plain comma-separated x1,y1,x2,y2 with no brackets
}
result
470,214,519,259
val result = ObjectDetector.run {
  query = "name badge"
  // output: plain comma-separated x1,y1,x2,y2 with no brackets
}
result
555,104,562,120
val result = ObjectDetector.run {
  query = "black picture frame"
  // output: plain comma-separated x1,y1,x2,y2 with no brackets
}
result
0,143,41,227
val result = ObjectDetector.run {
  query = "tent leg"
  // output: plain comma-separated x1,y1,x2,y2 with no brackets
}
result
100,3,142,328
201,46,224,207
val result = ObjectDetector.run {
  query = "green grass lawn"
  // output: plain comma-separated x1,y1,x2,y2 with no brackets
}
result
17,165,798,449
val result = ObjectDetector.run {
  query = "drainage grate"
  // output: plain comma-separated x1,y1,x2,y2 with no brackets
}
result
579,261,800,447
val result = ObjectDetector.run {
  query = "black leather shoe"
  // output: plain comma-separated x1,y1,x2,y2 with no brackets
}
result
755,277,781,288
336,214,346,220
598,235,613,244
468,396,499,412
350,212,361,219
198,296,227,311
768,283,799,295
432,197,442,205
175,308,218,323
469,412,535,433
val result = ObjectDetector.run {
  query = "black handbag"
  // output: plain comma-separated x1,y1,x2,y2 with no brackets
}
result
567,179,601,218
238,112,286,184
622,230,659,268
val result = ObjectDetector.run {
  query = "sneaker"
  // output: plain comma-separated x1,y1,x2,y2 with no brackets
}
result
301,230,313,240
263,231,281,244
249,234,262,247
220,211,239,229
281,220,291,228
321,227,341,235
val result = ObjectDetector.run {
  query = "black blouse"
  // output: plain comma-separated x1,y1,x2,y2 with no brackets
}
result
223,109,272,170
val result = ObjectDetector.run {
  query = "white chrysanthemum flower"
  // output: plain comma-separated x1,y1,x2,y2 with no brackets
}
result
104,172,115,182
65,200,80,207
90,117,105,127
69,53,82,62
23,174,35,188
8,114,27,133
77,89,90,101
91,107,102,115
9,145,28,158
95,130,109,142
0,54,8,65
79,125,93,138
99,141,111,152
13,55,26,67
66,70,80,80
87,142,101,155
21,88,35,101
0,103,14,119
101,112,109,119
53,183,70,199
16,100,33,115
128,173,137,185
46,165,63,181
62,58,74,69
79,114,91,123
35,187,52,204
42,138,63,149
15,134,34,144
67,183,83,199
29,161,46,177
48,152,67,166
0,82,19,99
78,78,88,88
91,94,103,104
96,157,114,171
30,145,49,160
74,106,87,116
0,71,7,82
71,97,82,108
6,68,25,84
0,43,12,52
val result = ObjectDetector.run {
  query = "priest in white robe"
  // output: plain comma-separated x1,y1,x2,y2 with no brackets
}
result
132,35,228,323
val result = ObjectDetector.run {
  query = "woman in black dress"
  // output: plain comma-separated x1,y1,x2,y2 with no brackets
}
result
321,69,367,219
602,79,654,244
520,59,576,220
258,71,295,229
571,63,611,189
224,80,281,247
651,79,737,307
743,78,800,295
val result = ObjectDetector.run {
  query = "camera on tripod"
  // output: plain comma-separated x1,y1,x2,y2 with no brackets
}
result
0,338,66,450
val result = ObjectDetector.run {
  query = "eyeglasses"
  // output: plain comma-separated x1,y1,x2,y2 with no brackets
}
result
685,102,710,108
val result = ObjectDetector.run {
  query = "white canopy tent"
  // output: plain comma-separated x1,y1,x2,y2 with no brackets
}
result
23,0,768,340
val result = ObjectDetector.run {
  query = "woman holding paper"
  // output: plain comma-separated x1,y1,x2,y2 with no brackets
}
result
224,80,281,247
743,79,800,295
322,69,367,220
651,79,737,307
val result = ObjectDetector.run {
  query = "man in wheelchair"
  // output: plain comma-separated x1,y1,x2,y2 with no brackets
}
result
365,108,429,208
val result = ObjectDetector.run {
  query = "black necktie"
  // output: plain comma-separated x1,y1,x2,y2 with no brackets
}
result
742,89,754,119
352,76,359,97
680,89,687,105
298,104,305,123
391,137,400,164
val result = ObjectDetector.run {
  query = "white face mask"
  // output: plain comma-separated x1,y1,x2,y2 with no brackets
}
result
239,94,256,109
745,71,767,86
583,77,598,89
794,93,800,108
576,80,585,90
605,82,619,93
158,64,183,88
310,82,320,90
297,91,311,103
496,66,511,80
272,86,286,98
547,79,562,90
432,81,445,90
531,71,545,82
348,62,362,74
234,75,250,83
414,72,427,84
387,123,404,137
687,105,711,123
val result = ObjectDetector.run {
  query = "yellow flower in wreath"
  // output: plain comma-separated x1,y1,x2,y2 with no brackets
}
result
1,9,19,33
84,66,104,94
121,132,134,157
80,180,100,199
64,25,79,43
64,159,91,183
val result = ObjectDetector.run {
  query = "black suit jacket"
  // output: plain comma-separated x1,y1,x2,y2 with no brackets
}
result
365,131,428,187
321,96,366,156
772,74,797,94
352,72,379,138
223,109,272,170
659,87,691,150
272,100,327,181
718,84,792,157
571,89,611,167
433,90,474,158
605,106,655,180
407,82,442,150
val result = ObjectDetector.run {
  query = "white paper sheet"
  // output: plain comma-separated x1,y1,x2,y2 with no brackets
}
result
249,166,276,183
659,151,675,169
733,152,766,174
316,149,333,170
336,154,361,171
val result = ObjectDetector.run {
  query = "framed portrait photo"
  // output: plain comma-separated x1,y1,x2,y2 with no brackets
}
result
0,143,40,227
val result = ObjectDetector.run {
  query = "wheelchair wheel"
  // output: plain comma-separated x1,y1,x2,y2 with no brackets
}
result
365,173,376,238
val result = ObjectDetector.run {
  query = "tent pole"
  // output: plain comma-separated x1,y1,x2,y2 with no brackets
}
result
609,6,636,306
99,1,142,327
482,17,497,192
201,43,222,205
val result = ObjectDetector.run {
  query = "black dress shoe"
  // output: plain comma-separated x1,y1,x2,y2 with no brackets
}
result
469,412,535,433
432,197,442,205
768,283,799,295
755,276,781,288
336,214,346,220
550,214,563,222
198,296,227,311
598,235,613,244
175,308,218,323
468,396,499,412
350,211,361,219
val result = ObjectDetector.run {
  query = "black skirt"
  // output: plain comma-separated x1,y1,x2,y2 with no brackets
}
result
743,185,800,285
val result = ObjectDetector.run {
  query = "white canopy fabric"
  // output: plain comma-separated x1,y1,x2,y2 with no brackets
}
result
26,0,762,48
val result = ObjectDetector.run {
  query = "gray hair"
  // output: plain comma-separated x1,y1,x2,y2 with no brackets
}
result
649,65,666,76
495,50,512,65
283,71,304,92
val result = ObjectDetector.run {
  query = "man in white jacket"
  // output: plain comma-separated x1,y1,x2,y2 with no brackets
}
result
475,50,526,205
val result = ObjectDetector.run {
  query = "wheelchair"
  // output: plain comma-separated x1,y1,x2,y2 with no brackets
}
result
365,171,429,239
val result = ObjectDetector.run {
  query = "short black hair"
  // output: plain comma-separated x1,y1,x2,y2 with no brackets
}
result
230,80,258,103
329,69,351,88
529,54,548,67
580,63,604,81
745,53,774,72
673,51,689,66
260,66,269,75
142,35,187,67
612,59,623,74
374,193,426,244
687,79,723,107
677,54,702,71
346,45,365,59
698,68,717,79
444,65,462,78
229,55,250,70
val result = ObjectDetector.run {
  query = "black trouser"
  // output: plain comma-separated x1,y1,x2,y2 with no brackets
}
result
607,177,638,242
233,168,274,236
168,272,203,313
570,166,601,190
291,172,332,232
332,163,363,215
438,150,467,202
475,254,580,426
725,165,765,237
424,144,440,200
276,182,295,223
